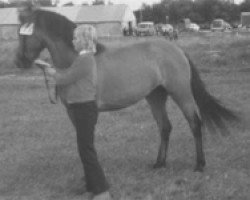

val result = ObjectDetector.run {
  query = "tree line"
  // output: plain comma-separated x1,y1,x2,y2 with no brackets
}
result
1,0,250,27
134,0,250,27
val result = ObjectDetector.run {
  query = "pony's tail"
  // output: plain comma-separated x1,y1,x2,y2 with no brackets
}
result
186,54,239,133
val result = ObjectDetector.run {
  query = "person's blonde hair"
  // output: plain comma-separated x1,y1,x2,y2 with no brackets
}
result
74,25,97,53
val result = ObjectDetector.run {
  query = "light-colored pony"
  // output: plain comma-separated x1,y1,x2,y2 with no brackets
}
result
15,8,238,172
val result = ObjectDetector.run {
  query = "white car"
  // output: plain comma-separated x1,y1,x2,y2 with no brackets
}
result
161,24,173,33
136,22,156,36
211,19,232,32
187,23,200,32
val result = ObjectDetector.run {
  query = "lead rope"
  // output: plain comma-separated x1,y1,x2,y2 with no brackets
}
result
35,59,57,104
41,67,57,104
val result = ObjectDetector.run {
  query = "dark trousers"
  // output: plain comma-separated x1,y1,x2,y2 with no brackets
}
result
67,101,109,195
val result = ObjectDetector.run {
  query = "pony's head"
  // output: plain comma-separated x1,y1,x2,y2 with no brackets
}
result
15,5,76,69
15,22,45,69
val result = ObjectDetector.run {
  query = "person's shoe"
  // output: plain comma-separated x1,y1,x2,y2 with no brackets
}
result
92,191,112,200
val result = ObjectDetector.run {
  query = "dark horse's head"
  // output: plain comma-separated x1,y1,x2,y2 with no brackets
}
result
15,4,76,69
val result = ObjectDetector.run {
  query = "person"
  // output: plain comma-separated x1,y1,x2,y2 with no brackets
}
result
44,25,111,200
173,28,179,40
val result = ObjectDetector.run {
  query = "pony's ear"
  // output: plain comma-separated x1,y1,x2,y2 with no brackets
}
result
17,0,36,24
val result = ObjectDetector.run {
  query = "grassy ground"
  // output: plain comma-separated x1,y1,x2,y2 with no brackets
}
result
0,34,250,200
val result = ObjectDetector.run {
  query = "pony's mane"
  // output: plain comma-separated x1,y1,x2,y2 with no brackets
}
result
33,9,105,55
33,9,76,49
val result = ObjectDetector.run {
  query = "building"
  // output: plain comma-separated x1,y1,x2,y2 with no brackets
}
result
0,7,18,39
45,4,136,37
0,4,137,39
241,12,250,28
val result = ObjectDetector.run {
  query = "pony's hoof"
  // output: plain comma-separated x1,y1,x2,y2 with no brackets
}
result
153,162,166,169
194,165,205,172
194,160,206,172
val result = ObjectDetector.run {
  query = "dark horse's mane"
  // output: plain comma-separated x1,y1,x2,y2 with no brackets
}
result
33,9,106,55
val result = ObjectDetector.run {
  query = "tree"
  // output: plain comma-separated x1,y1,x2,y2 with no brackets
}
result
168,0,194,23
107,1,113,5
92,0,105,5
35,0,53,6
240,0,250,12
134,0,242,25
152,3,168,23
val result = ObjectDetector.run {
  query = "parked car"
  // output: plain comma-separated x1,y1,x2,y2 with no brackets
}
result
161,24,174,34
155,23,173,35
136,21,156,36
211,19,232,32
199,23,211,30
155,23,163,35
187,23,200,32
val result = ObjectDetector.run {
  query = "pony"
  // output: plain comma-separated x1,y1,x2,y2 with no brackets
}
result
15,8,238,172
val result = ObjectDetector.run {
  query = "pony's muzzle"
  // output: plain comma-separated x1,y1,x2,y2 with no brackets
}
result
14,54,33,69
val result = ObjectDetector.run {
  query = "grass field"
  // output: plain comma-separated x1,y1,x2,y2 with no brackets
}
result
0,33,250,200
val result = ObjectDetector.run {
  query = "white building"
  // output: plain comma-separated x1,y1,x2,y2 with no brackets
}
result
0,4,137,39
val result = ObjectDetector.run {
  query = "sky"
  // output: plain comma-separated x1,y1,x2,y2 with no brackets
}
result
58,0,245,10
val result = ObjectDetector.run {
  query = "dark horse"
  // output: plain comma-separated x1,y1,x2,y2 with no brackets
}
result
15,8,238,172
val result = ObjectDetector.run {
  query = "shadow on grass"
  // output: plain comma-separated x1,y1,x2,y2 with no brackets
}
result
0,147,88,199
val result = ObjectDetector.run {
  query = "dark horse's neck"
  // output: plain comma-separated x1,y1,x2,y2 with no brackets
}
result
44,34,106,69
45,38,77,69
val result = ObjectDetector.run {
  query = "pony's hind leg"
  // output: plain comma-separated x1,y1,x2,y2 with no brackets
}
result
146,86,172,168
171,89,206,172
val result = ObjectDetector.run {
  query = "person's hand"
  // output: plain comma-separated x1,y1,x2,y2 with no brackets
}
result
34,59,51,68
34,59,56,76
46,67,56,76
